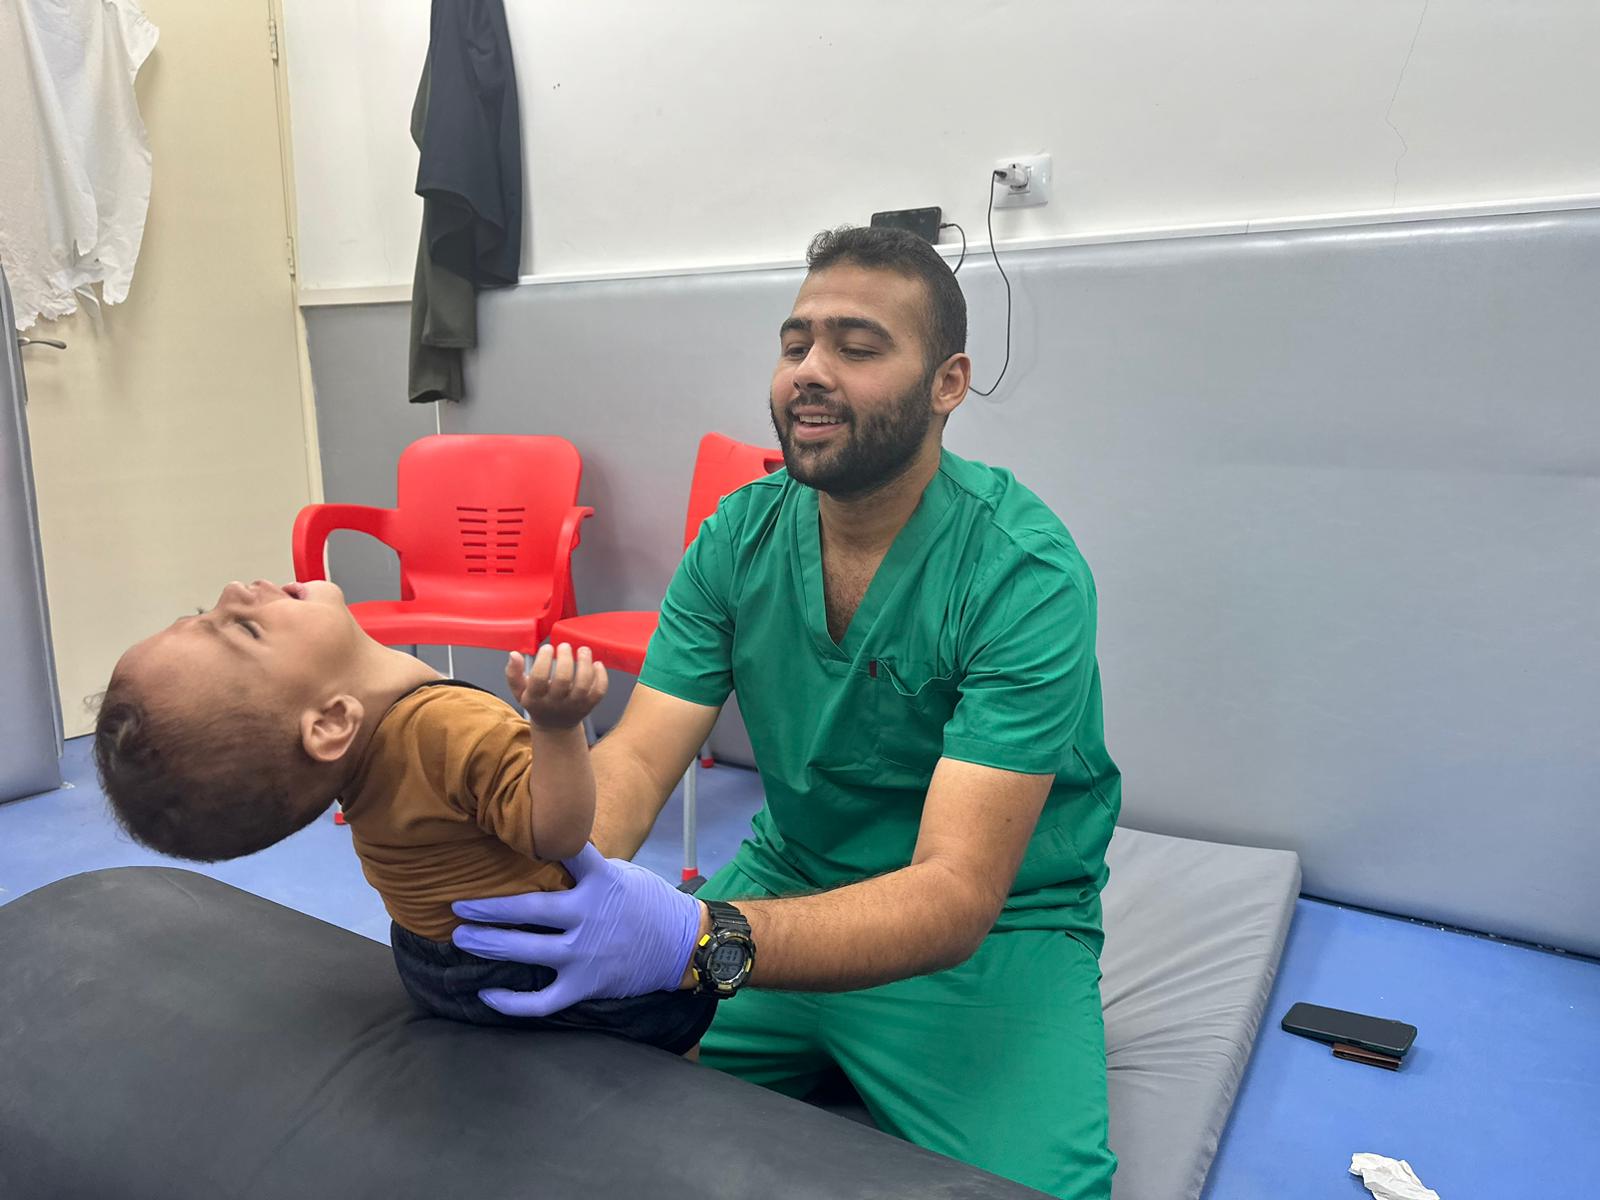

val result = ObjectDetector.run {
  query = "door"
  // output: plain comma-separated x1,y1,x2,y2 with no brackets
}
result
1,267,62,802
15,0,318,737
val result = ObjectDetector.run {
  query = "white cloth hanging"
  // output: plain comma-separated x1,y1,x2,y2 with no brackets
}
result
0,0,159,331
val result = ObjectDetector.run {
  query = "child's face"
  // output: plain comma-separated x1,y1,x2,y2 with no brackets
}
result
120,579,371,721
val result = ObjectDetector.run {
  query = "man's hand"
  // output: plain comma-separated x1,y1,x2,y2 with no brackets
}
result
451,844,703,1017
587,683,722,861
507,643,608,730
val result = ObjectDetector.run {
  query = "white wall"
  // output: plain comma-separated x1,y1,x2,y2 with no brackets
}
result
284,0,1600,293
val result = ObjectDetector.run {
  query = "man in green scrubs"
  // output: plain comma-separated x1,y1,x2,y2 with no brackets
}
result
454,226,1119,1199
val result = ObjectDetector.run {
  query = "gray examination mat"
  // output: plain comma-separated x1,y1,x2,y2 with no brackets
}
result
1100,827,1301,1200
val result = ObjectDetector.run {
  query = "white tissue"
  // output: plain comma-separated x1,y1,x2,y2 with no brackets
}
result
1350,1153,1440,1200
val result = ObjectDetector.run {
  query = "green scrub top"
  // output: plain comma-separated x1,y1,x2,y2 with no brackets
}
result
639,449,1120,953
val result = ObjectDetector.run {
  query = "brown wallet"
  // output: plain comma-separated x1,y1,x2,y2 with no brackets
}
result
1332,1042,1404,1070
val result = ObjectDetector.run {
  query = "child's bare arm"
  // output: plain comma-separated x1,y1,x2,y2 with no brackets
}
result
505,644,608,861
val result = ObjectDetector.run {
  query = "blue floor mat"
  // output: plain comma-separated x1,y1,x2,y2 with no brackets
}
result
0,736,763,943
1204,896,1600,1198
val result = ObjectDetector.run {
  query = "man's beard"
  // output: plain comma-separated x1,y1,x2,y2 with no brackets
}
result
770,373,935,499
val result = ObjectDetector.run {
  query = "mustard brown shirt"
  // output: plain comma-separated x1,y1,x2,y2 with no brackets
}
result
340,681,569,941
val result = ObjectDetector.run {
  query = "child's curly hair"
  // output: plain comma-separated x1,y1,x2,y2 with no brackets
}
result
94,670,327,862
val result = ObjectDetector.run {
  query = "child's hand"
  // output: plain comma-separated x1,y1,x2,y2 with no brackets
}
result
506,643,609,731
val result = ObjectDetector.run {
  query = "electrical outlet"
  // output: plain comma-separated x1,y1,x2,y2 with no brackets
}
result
992,154,1052,209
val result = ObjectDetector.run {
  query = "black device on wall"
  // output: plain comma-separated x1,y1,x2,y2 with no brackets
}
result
870,207,943,244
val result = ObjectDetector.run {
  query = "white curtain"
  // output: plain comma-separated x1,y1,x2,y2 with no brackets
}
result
0,0,159,331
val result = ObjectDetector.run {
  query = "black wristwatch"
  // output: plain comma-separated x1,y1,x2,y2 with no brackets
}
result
692,900,756,998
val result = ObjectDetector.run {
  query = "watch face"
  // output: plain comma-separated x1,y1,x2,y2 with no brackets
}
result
709,940,748,980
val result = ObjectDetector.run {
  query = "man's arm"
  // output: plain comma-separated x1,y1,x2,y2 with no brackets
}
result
453,753,1054,1018
589,491,737,860
696,757,1051,992
588,682,722,860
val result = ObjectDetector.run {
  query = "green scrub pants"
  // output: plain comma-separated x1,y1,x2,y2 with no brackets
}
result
697,861,1117,1200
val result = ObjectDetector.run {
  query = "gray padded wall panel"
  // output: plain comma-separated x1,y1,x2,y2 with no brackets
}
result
307,210,1600,955
451,271,789,755
303,304,447,675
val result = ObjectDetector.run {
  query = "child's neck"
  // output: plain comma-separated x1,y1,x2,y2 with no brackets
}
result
361,644,444,724
338,647,444,789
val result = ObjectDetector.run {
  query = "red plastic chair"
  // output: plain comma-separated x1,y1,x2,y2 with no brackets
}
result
548,432,784,880
293,434,593,652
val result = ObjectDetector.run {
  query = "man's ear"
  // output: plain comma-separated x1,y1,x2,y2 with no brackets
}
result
932,352,971,418
301,694,365,764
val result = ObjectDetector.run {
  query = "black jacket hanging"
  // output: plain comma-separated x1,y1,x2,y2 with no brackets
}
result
407,0,522,403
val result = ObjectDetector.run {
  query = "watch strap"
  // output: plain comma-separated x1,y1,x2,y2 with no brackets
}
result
704,899,751,938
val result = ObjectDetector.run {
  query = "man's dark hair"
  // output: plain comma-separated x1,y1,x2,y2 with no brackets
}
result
805,226,967,372
93,673,325,862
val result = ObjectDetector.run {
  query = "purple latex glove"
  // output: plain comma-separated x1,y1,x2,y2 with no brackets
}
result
450,843,703,1018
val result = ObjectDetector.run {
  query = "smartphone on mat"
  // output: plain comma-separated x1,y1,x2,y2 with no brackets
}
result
1280,1002,1417,1059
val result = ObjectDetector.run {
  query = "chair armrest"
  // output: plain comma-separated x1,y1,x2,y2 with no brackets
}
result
291,503,399,582
545,505,596,622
